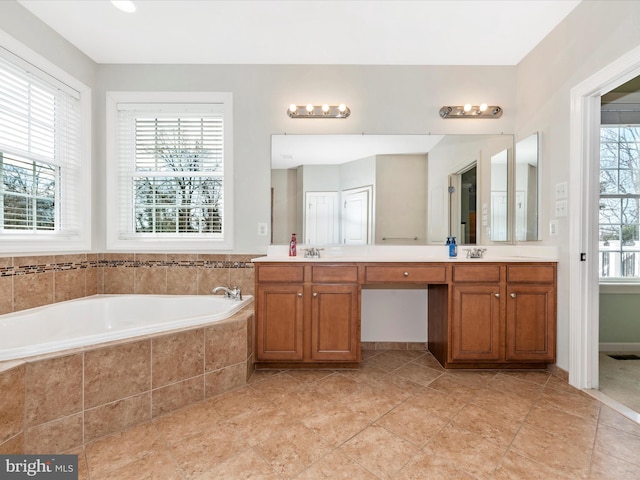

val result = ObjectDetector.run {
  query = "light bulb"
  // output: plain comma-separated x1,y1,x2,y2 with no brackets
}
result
289,104,297,114
306,104,314,113
479,103,488,112
338,104,347,113
463,104,472,113
322,104,330,113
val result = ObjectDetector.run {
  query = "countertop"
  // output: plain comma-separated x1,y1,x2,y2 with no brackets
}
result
252,245,558,263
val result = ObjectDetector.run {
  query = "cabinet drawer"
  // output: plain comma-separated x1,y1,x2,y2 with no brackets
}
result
453,265,501,283
365,265,446,283
312,265,358,283
257,265,304,283
506,265,555,284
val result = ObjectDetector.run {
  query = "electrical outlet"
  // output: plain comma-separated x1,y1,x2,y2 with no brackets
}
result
257,223,268,236
549,220,558,236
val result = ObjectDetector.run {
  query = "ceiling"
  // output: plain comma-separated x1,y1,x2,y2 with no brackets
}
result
18,0,581,65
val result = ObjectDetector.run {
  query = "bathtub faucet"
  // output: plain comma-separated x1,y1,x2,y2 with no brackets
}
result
212,286,243,301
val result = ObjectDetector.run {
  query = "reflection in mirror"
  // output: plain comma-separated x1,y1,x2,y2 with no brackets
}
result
515,133,539,241
490,149,509,241
271,134,514,246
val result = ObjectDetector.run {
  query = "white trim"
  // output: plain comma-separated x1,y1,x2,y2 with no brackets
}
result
599,343,640,352
569,43,640,389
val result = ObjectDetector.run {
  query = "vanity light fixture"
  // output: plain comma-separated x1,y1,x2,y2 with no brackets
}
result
287,104,351,118
439,104,503,119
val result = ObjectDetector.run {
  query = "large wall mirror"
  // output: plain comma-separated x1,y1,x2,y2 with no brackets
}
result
271,134,523,246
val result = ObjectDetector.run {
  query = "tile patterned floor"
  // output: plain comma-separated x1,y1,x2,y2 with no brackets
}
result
599,352,640,413
74,350,640,479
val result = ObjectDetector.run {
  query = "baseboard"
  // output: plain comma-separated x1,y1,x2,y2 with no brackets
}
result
599,342,640,352
361,341,427,351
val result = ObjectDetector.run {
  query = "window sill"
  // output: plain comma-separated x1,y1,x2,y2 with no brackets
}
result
106,236,233,252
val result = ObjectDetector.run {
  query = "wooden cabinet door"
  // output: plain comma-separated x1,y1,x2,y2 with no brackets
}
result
310,284,360,362
256,284,304,361
450,284,501,362
505,285,556,362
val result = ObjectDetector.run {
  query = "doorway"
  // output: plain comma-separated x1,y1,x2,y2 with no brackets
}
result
304,191,339,244
342,186,372,245
596,76,640,413
569,44,640,406
449,164,477,245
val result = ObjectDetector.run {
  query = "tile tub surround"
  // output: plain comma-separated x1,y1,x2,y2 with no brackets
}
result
0,253,257,315
0,307,254,454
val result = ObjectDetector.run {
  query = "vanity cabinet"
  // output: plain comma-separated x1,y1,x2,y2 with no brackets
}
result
255,266,304,362
254,259,556,370
441,263,556,368
505,265,556,362
254,263,360,367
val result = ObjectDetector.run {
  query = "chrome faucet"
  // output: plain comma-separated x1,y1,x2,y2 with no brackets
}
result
212,286,242,300
302,247,323,258
465,248,487,259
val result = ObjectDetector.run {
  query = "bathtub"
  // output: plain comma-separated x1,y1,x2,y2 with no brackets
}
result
0,294,254,361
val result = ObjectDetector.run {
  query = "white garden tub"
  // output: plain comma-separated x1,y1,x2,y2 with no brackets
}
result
0,294,253,361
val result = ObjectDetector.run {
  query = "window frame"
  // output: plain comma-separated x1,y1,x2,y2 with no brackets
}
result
599,123,640,282
106,91,234,251
0,36,91,254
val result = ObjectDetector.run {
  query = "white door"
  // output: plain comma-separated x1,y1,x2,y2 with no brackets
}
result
305,192,339,244
514,191,527,242
491,191,508,241
343,187,371,245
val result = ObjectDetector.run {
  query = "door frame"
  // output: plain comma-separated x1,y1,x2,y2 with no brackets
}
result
449,162,477,244
569,44,640,389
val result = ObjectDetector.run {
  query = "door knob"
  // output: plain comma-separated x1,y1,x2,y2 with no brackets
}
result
297,292,303,298
313,292,318,297
403,272,409,277
495,293,500,298
510,293,517,298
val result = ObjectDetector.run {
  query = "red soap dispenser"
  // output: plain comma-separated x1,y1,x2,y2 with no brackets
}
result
289,233,297,257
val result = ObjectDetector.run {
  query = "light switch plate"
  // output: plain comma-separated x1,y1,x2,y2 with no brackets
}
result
556,182,568,200
257,223,268,236
550,220,558,236
555,200,568,218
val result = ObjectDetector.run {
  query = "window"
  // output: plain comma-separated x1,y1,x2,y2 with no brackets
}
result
106,92,233,251
599,125,640,278
0,46,90,252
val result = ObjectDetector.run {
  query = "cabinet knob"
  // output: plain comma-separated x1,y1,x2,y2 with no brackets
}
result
495,293,500,298
403,272,409,277
313,292,318,297
297,292,303,298
510,293,517,298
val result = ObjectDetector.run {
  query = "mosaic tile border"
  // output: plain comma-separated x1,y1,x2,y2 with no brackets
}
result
0,258,254,277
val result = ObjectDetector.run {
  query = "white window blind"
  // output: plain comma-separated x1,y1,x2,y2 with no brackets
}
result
109,96,233,250
0,51,82,235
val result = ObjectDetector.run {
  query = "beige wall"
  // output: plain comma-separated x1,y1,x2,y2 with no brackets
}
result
3,0,640,371
516,0,640,369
